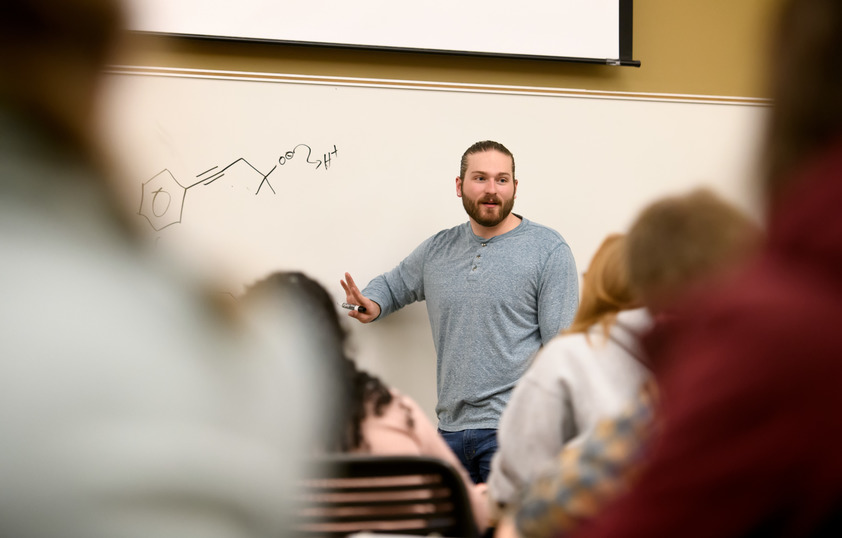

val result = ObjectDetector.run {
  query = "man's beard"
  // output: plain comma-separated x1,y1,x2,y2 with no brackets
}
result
462,194,516,227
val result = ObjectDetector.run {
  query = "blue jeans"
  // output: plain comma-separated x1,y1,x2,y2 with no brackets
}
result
438,428,497,484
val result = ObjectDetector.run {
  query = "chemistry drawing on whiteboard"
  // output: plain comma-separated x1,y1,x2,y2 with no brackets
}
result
138,143,338,231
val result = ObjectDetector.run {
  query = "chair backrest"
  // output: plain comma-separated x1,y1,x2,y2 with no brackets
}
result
292,454,479,538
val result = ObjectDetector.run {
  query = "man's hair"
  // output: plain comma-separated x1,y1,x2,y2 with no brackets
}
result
626,188,761,310
762,0,842,201
459,140,515,179
565,233,640,337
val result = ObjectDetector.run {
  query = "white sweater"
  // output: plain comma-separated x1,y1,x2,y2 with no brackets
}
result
487,308,653,505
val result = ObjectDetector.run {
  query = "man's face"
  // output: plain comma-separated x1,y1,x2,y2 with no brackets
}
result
457,150,517,228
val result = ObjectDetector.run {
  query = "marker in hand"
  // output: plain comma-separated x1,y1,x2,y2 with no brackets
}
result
341,302,367,313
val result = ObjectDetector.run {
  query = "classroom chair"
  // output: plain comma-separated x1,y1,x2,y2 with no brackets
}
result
292,454,479,538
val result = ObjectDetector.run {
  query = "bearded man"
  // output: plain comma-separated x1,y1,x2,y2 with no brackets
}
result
341,140,578,483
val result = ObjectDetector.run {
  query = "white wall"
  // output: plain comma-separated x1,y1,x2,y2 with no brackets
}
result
99,69,768,422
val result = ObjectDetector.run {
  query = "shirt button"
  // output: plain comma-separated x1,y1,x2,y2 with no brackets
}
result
482,243,487,247
472,266,477,271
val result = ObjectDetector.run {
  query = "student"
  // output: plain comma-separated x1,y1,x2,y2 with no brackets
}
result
487,234,649,512
570,0,842,534
341,140,579,483
0,1,307,536
242,271,490,533
496,188,760,538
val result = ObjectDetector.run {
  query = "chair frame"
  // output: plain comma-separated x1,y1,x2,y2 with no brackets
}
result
293,454,479,538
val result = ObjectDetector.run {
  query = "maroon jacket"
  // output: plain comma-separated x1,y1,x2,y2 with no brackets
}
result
573,142,842,537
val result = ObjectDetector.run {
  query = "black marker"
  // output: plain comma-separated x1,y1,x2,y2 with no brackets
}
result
341,302,367,313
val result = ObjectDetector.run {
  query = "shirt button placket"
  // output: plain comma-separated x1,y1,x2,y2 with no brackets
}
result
469,242,487,278
474,243,487,272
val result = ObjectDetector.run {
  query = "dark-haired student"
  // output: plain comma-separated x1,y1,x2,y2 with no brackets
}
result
241,271,490,534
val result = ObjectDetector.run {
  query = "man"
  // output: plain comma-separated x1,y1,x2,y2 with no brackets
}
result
341,140,579,483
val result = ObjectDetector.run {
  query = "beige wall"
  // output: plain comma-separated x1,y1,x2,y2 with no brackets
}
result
121,0,785,99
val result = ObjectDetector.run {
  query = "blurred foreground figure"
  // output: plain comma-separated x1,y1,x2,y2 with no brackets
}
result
572,0,842,536
0,1,309,537
497,188,759,538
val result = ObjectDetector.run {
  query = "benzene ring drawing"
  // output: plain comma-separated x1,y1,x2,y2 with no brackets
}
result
138,169,187,231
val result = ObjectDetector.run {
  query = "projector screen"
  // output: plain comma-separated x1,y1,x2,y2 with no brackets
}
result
124,0,636,66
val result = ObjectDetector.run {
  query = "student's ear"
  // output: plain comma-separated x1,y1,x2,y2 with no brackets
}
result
514,178,518,198
455,176,463,197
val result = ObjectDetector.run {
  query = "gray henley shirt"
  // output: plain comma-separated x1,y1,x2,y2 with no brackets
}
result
363,216,579,431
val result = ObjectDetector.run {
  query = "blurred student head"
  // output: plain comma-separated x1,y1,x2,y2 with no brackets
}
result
240,271,394,453
626,188,762,313
565,233,640,336
242,271,347,354
0,0,125,158
762,0,842,202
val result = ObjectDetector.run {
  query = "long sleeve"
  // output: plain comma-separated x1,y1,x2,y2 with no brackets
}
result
361,236,432,319
537,241,579,342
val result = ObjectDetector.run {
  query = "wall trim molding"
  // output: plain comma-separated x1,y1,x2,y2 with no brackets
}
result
107,65,771,107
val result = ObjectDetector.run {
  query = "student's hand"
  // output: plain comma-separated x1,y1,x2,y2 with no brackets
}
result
495,514,519,538
340,272,380,323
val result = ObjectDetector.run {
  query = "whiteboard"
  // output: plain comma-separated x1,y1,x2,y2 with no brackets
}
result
98,69,767,421
123,0,631,63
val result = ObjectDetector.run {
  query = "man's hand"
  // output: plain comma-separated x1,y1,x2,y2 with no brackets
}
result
340,272,380,323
